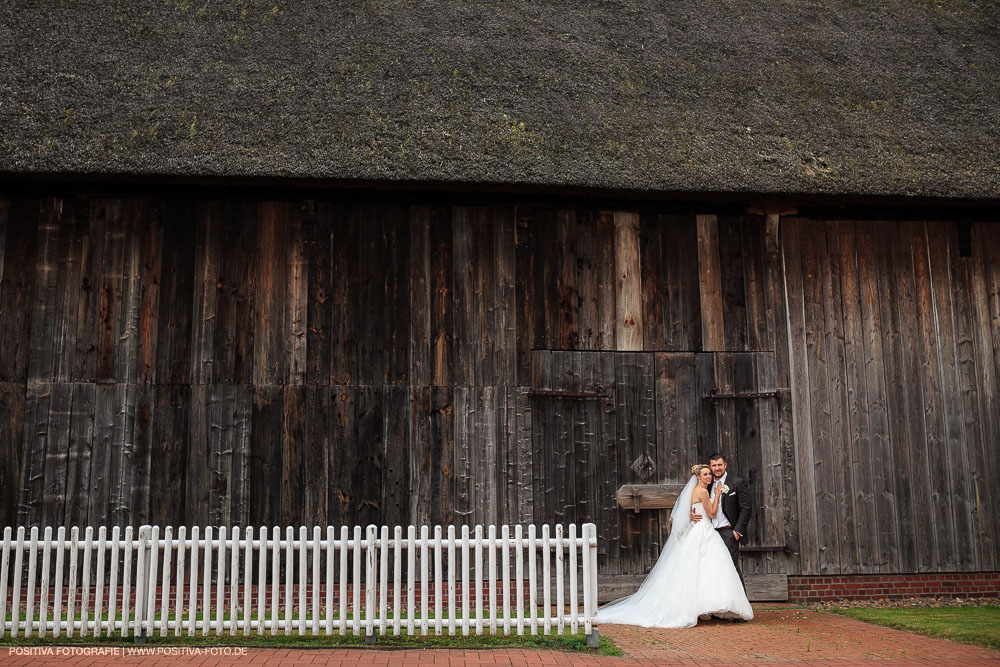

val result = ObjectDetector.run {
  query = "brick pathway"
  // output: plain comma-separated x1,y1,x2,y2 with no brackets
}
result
2,607,998,665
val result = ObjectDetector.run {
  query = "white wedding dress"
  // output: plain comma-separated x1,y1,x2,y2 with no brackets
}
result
598,476,754,628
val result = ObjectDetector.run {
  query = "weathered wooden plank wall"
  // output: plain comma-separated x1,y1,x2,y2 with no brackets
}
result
783,218,1000,574
0,194,997,578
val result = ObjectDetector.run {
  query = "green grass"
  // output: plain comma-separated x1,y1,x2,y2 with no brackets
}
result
1,631,620,656
834,606,1000,650
0,613,620,656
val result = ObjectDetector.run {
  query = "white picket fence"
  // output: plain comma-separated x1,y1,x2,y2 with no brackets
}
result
0,523,599,642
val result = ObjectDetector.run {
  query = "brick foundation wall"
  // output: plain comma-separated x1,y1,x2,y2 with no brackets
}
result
787,572,1000,602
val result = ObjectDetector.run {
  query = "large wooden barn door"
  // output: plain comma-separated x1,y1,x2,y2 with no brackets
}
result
696,352,784,550
529,349,785,577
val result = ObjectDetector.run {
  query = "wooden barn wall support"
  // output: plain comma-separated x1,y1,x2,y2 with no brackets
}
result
0,194,998,581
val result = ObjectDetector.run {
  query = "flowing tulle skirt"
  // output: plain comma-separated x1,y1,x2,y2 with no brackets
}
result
598,504,753,628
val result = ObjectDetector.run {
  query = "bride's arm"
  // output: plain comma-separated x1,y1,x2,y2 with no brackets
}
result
692,488,718,519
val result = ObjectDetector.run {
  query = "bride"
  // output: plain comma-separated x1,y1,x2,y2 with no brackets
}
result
598,464,754,628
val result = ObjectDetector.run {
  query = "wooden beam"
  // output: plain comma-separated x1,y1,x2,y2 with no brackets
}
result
598,573,788,603
697,214,724,351
615,483,688,511
614,211,642,351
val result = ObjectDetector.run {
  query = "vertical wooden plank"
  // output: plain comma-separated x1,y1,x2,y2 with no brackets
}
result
614,352,658,574
853,221,898,571
614,211,642,351
64,382,96,527
648,214,702,351
358,204,386,385
281,385,306,527
515,205,535,385
752,353,784,552
0,383,24,527
596,211,617,351
878,222,921,572
973,223,1000,567
150,385,188,533
954,231,993,569
19,380,50,526
304,386,331,528
213,200,256,385
697,214,724,351
52,200,81,384
557,209,580,349
327,386,358,527
575,210,600,350
356,386,385,528
472,207,497,386
85,384,112,527
495,205,517,385
585,352,618,573
429,206,453,387
190,201,220,385
249,385,283,527
410,205,434,387
184,384,210,527
912,222,957,570
0,198,38,382
288,205,309,386
408,386,454,527
640,212,665,351
534,208,560,352
820,222,859,572
227,385,252,528
129,383,155,526
453,386,473,524
253,201,289,386
382,386,410,528
112,198,145,383
136,200,163,384
359,204,409,385
781,219,820,573
307,203,334,385
717,215,749,352
27,198,66,383
732,353,764,546
154,200,197,385
741,217,769,352
330,204,359,385
928,221,976,570
654,353,698,484
70,197,98,384
803,221,842,573
39,382,71,527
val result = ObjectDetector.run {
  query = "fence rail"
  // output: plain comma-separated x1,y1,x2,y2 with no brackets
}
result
0,523,599,643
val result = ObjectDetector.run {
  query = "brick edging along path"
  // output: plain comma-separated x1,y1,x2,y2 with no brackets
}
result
2,606,998,665
788,571,1000,602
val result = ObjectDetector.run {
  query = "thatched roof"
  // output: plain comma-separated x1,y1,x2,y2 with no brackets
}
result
2,1,999,198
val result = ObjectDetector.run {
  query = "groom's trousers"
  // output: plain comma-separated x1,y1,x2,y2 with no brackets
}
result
717,528,745,589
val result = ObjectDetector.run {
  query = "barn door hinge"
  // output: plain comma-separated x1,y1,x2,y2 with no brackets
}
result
528,382,615,399
702,389,782,400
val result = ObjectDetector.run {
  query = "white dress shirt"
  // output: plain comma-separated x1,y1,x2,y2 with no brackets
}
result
710,473,732,529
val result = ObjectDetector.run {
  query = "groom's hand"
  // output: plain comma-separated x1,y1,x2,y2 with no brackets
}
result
733,530,741,541
690,508,702,523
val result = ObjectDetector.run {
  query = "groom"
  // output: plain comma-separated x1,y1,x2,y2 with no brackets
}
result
691,453,752,586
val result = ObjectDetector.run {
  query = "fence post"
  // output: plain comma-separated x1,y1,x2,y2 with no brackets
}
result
365,525,377,643
584,523,599,649
134,526,150,643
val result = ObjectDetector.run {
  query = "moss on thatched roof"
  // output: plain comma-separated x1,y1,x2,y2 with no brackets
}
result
2,0,999,198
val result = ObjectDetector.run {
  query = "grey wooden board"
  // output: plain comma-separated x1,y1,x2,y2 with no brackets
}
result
599,573,787,604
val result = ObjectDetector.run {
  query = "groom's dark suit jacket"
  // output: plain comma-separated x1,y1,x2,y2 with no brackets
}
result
718,475,753,540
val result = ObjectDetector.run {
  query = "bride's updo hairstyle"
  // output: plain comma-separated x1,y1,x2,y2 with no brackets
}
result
690,463,709,477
